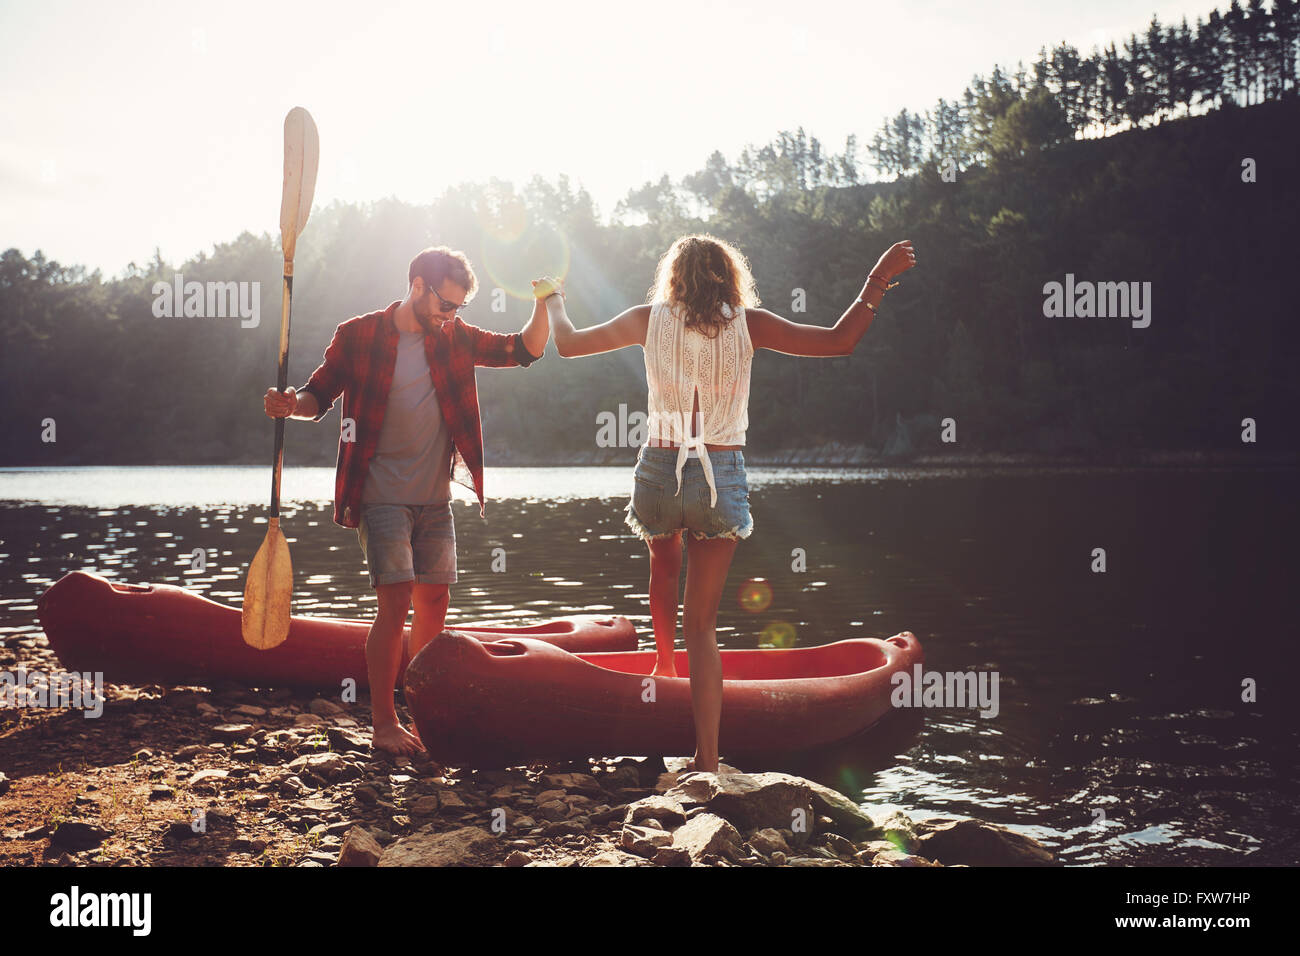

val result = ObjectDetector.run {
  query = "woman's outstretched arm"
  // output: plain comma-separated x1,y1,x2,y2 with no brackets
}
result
535,278,649,358
749,240,917,356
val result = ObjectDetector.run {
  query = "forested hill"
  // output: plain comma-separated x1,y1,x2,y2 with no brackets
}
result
3,30,1298,467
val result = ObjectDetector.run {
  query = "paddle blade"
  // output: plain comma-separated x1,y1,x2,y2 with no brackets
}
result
280,107,320,263
241,517,293,649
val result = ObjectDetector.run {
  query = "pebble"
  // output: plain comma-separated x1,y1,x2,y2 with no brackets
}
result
211,723,254,742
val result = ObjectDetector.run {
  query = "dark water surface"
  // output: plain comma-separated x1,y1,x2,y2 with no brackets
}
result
2,464,1296,865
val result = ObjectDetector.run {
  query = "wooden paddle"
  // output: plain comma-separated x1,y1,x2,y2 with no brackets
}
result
242,106,320,649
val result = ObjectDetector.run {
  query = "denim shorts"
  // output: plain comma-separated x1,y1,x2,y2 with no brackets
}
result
356,502,458,587
624,445,753,541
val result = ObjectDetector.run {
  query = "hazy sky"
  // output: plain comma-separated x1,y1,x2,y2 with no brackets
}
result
2,0,1213,276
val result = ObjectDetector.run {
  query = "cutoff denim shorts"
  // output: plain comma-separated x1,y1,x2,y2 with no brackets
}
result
624,445,753,541
356,502,458,587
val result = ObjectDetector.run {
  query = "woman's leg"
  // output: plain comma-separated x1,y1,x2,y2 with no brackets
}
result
647,531,683,677
682,534,739,772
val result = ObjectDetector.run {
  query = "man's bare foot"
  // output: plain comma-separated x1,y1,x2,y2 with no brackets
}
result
373,722,426,756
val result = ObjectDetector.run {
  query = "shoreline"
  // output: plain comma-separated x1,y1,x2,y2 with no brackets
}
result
0,624,1057,869
4,448,1297,470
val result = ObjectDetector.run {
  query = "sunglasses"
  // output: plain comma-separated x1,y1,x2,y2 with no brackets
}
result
425,284,467,315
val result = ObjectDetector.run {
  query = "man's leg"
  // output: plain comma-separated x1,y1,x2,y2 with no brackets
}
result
366,580,425,756
410,582,451,662
404,582,451,758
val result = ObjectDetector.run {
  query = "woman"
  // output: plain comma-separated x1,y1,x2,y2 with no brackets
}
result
539,234,916,772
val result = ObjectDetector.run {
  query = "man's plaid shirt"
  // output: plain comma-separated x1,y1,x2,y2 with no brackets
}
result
297,299,541,528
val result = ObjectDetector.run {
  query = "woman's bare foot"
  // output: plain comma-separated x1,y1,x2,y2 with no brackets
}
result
687,754,719,773
373,722,425,756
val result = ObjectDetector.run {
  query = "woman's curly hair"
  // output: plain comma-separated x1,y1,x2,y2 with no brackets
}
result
646,234,760,338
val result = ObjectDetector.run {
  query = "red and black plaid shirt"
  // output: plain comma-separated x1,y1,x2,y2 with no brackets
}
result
297,300,540,528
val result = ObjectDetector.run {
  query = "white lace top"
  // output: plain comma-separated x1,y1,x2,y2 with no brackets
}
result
643,299,754,506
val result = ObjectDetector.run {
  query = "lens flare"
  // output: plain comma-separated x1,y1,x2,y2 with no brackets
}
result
738,578,772,613
835,766,864,801
481,197,529,243
760,620,797,648
480,221,571,302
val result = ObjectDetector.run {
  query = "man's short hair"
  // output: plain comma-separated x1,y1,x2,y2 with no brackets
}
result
409,246,478,301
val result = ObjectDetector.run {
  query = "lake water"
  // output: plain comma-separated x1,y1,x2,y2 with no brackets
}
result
2,464,1296,865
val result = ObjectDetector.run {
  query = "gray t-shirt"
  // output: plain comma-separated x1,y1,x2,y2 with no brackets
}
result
361,328,452,505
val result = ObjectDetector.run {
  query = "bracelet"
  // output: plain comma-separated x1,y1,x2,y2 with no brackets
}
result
868,273,896,291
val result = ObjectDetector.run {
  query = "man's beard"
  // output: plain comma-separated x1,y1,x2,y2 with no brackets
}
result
415,304,438,335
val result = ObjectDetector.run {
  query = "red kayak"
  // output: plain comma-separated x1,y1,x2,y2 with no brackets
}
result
405,629,923,767
37,571,637,690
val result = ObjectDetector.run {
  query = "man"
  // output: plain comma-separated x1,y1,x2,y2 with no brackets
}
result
263,246,549,757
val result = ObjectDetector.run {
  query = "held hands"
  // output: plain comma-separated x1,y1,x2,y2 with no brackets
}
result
263,386,298,419
871,240,917,283
531,276,565,301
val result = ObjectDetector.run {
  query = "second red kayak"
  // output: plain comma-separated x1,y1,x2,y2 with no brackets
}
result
37,570,637,690
404,629,923,767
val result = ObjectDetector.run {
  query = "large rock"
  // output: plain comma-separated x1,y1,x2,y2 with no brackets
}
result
326,727,371,754
288,753,352,782
211,723,254,742
746,828,790,856
436,789,468,812
665,772,814,832
802,779,881,839
51,822,112,851
582,850,643,867
378,827,497,866
865,809,919,854
915,817,1056,866
535,800,569,822
337,827,383,866
671,813,742,863
652,846,692,867
816,832,858,859
871,849,941,867
622,794,687,829
409,795,440,817
187,769,229,790
619,825,674,857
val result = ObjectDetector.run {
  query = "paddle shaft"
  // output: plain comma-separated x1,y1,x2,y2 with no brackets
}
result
270,265,294,518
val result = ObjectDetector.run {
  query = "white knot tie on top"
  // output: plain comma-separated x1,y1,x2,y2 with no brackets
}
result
642,300,754,507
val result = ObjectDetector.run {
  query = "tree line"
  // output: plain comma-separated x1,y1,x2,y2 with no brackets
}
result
1,1,1296,467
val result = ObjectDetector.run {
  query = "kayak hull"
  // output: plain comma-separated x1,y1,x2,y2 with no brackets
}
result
405,629,923,768
36,571,637,690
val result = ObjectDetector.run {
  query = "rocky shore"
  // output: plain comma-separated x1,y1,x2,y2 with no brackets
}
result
0,625,1054,868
